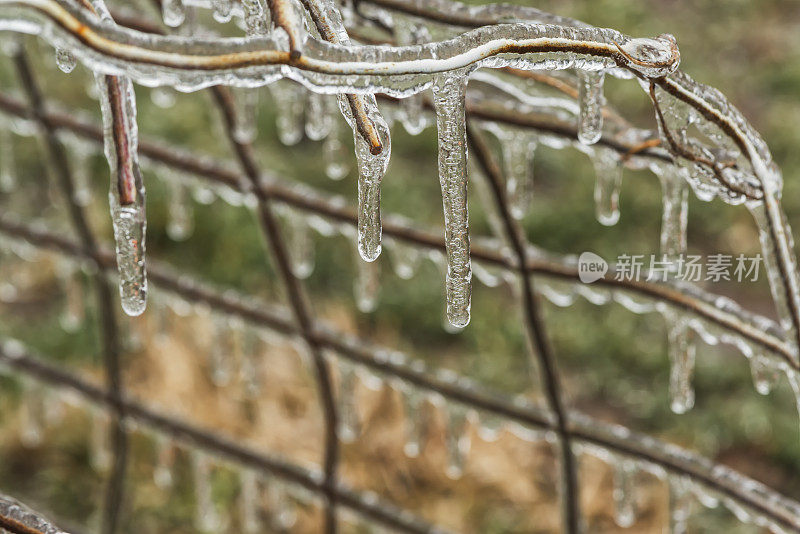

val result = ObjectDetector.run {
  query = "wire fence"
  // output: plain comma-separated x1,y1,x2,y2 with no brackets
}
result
0,0,799,533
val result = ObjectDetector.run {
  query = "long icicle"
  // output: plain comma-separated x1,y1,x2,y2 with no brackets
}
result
339,94,391,262
92,0,147,318
97,75,147,317
432,71,472,328
659,166,695,414
577,69,605,145
302,0,391,262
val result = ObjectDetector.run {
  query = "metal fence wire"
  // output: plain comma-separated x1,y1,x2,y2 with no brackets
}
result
0,0,799,533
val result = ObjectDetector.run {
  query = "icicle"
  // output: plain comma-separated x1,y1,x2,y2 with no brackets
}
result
284,208,314,279
393,16,430,135
445,404,470,479
612,457,637,528
97,74,147,317
387,238,421,280
239,329,263,399
337,95,392,263
432,71,472,328
0,126,16,193
54,47,76,74
233,88,259,144
503,132,537,219
153,434,175,489
305,93,333,141
323,122,350,180
166,179,194,241
239,470,261,534
89,408,112,473
58,264,84,332
669,477,692,534
402,386,425,457
267,479,297,529
212,0,233,23
659,167,689,258
577,69,605,145
162,0,186,27
749,354,779,395
192,451,221,532
667,313,695,414
748,200,800,360
19,378,44,447
354,257,379,313
337,359,360,443
208,315,239,387
270,83,304,146
592,147,623,226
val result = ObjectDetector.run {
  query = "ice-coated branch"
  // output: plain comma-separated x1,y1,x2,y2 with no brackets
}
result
0,0,680,92
0,493,67,534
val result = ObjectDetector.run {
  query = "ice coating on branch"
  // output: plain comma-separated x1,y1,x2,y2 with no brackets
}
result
592,147,622,226
618,34,680,78
338,94,391,262
613,457,637,527
161,0,186,28
502,131,536,219
0,494,68,534
577,70,604,145
167,179,194,241
241,0,270,36
54,47,76,73
0,127,16,192
93,4,147,317
749,201,800,361
667,313,695,414
432,72,472,328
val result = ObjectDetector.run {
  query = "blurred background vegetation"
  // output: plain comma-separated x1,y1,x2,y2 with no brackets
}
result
0,0,799,532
